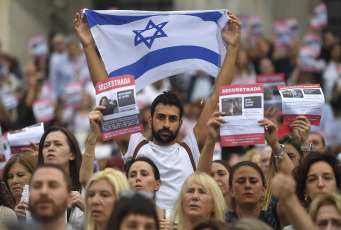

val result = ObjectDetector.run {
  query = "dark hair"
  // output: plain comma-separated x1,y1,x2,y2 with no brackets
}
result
279,133,303,157
100,96,109,106
38,126,82,192
2,154,37,203
125,157,160,181
106,192,159,230
151,91,183,119
212,160,231,173
293,152,341,207
192,220,229,230
30,164,72,192
229,161,266,187
0,183,13,209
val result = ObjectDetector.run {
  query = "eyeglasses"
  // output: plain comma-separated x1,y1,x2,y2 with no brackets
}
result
120,190,154,200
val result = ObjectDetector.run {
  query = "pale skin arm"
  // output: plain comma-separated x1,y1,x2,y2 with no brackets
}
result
271,161,318,230
73,10,130,154
196,106,225,174
259,118,295,227
79,106,104,186
193,12,241,151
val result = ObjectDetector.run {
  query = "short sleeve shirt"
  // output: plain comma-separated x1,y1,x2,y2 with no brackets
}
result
123,130,200,209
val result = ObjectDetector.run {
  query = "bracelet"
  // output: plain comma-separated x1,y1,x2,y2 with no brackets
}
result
301,143,312,152
87,139,96,145
273,144,285,161
273,144,285,154
85,153,94,158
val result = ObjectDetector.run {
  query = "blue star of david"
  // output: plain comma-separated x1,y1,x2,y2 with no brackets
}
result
133,20,168,49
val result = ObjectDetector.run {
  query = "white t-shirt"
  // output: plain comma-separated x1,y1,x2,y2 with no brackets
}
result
123,130,200,209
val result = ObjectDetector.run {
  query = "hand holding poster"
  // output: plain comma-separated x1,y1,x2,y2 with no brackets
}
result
278,84,324,125
219,84,264,146
256,73,285,111
96,75,144,141
7,123,44,154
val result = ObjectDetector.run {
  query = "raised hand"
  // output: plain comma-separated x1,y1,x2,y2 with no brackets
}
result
259,118,279,149
222,11,241,48
73,10,95,48
89,106,105,133
207,105,226,141
291,116,311,147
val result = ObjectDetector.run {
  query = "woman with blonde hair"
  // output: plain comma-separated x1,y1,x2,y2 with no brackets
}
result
85,168,130,230
309,192,341,228
173,172,226,230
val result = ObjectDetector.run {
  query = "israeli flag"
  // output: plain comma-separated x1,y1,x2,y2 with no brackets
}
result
84,9,229,92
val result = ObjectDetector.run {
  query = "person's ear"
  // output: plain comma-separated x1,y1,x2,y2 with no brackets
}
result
179,118,183,128
67,193,73,209
69,152,75,161
154,180,161,192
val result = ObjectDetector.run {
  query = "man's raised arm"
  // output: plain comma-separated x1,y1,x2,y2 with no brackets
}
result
73,10,130,154
193,11,241,151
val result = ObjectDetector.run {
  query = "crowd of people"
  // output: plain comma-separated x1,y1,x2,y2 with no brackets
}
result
0,5,341,230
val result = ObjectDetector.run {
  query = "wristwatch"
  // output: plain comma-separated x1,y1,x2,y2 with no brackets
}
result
301,143,312,152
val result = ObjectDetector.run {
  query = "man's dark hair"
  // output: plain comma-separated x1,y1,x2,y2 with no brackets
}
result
151,91,183,119
30,164,72,192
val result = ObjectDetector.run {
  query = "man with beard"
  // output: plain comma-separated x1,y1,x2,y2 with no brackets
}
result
28,165,73,230
74,10,241,210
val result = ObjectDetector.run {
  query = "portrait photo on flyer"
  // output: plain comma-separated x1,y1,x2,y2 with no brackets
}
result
95,75,144,141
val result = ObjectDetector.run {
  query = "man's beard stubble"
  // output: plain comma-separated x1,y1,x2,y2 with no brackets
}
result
151,123,180,144
29,198,68,223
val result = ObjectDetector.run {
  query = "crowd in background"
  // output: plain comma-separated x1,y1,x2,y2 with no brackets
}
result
0,3,341,230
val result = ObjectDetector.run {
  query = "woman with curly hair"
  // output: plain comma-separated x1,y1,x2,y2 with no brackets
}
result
293,151,341,208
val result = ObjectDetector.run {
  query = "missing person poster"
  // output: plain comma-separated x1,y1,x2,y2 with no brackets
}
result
95,75,144,141
219,84,264,146
64,83,82,108
32,99,55,123
7,123,44,154
256,73,285,111
278,84,325,125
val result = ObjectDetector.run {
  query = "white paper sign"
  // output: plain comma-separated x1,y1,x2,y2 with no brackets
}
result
278,84,325,126
219,84,264,146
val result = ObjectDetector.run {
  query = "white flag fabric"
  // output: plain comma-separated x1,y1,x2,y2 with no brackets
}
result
84,9,229,92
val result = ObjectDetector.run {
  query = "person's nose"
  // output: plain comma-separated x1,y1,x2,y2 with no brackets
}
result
136,173,141,182
317,177,325,188
192,190,199,200
91,194,100,205
244,181,252,189
48,143,56,151
10,175,19,185
163,118,170,128
213,174,219,182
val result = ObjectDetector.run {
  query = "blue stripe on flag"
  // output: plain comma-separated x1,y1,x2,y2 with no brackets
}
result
85,10,223,28
108,46,220,79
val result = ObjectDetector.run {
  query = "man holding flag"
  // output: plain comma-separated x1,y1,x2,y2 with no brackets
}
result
73,9,241,210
